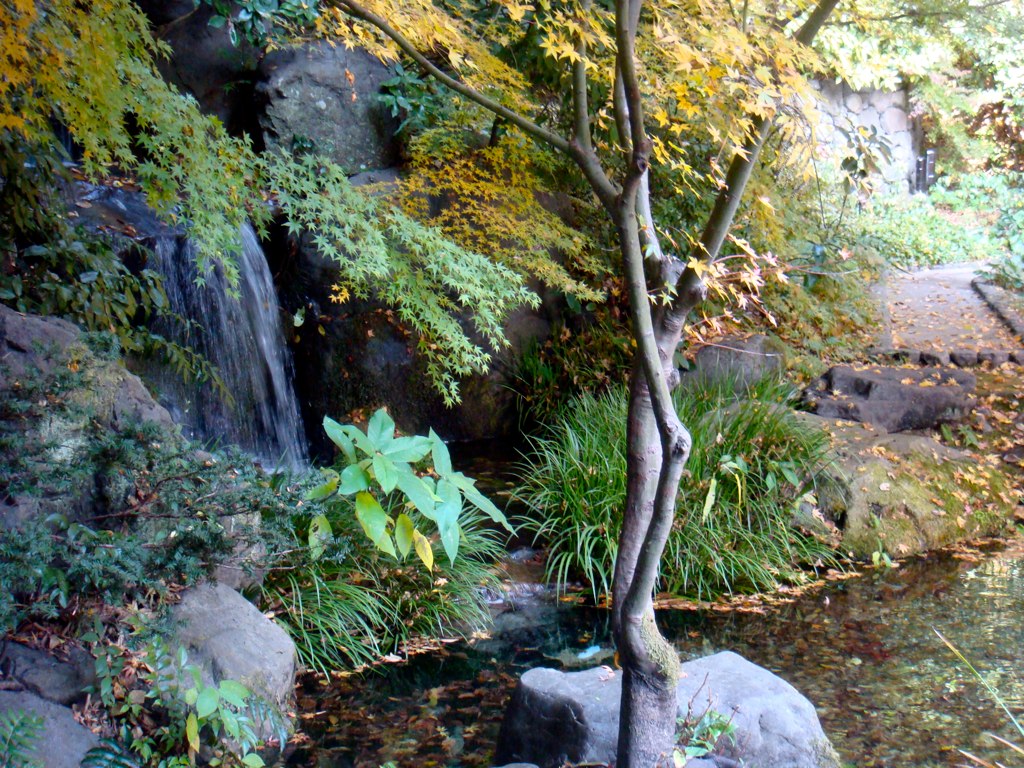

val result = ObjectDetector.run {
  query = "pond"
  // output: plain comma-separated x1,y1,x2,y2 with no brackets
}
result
290,537,1024,768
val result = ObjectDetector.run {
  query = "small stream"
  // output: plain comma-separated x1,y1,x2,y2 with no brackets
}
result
292,538,1024,768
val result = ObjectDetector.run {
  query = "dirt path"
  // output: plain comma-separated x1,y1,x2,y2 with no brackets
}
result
885,263,1021,352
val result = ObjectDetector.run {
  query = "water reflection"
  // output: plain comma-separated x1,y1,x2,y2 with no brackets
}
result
294,544,1024,768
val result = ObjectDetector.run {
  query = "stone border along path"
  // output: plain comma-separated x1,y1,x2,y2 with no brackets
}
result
874,263,1024,366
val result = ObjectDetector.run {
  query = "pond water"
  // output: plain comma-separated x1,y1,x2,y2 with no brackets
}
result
290,538,1024,768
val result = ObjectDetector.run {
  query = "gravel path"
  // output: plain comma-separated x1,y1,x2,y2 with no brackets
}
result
886,263,1021,353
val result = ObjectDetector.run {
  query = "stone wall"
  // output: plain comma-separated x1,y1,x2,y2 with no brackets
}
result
813,80,919,194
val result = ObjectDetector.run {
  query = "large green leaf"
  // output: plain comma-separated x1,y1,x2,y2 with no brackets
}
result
338,463,370,494
394,513,414,558
308,513,332,561
196,687,220,719
428,428,452,476
372,453,398,494
355,491,395,557
413,528,434,571
435,479,462,563
218,679,249,709
451,472,513,532
186,713,200,752
342,423,374,455
304,469,339,501
434,479,463,531
323,417,356,463
367,408,396,450
383,434,432,462
393,463,436,518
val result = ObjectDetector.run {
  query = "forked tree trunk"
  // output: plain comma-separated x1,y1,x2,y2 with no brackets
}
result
329,3,841,765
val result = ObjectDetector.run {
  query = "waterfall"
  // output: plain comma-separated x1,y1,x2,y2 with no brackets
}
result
145,224,308,470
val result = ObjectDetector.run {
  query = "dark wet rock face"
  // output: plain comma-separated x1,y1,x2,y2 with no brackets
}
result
257,43,400,173
0,643,97,706
804,364,975,432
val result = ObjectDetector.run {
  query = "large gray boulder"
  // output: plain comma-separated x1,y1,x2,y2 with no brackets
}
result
804,364,975,432
0,304,174,431
0,691,99,768
171,582,296,713
496,651,839,768
258,42,400,173
0,305,175,529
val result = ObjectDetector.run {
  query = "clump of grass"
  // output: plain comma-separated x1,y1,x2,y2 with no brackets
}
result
516,375,838,601
260,500,504,675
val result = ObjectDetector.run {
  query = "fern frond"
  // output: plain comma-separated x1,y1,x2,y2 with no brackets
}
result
81,738,141,768
0,709,43,768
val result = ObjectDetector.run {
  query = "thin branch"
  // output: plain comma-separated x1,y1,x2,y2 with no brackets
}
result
330,0,619,215
661,0,841,334
614,0,648,165
572,0,594,153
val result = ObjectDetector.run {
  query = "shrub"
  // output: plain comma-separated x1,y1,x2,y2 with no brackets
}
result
516,375,837,601
842,194,1000,268
258,411,510,674
933,171,1024,291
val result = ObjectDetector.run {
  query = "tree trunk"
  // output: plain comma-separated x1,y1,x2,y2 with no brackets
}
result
612,208,690,767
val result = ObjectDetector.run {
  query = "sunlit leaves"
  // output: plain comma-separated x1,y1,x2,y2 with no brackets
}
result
266,150,537,401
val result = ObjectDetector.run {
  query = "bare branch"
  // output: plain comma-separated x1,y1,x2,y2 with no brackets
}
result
614,0,648,170
573,0,594,153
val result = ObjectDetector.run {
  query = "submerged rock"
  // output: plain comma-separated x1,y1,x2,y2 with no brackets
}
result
495,651,840,768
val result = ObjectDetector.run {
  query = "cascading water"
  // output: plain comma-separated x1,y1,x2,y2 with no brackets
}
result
144,223,308,470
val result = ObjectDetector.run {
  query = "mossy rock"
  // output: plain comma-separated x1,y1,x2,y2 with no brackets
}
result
1,306,178,528
798,414,1015,559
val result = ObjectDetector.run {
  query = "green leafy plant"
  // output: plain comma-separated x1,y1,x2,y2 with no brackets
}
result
260,412,510,674
842,194,999,268
306,408,512,567
0,710,42,768
673,709,737,765
379,61,449,137
83,637,285,768
0,346,307,634
517,375,838,601
513,309,635,427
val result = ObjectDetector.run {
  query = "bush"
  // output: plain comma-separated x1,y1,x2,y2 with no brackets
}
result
516,375,837,601
842,194,999,268
258,411,510,674
933,171,1024,291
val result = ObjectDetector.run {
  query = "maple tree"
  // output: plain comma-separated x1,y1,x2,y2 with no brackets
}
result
300,0,840,763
